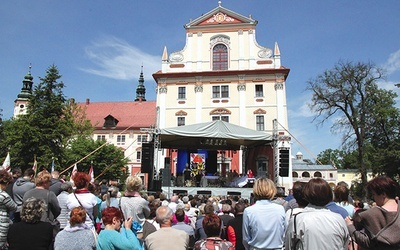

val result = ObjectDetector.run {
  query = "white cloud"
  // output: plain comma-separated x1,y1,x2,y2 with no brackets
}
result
377,80,399,91
81,36,160,81
383,49,400,75
288,93,315,119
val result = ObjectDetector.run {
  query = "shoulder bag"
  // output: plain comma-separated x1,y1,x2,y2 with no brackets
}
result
291,212,303,250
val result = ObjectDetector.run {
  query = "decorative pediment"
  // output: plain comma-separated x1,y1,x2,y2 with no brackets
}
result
200,12,239,25
103,114,119,128
185,4,257,28
210,108,231,115
210,35,230,48
253,108,266,114
175,110,188,116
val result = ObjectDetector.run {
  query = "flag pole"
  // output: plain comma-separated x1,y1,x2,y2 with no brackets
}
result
60,120,140,176
59,142,109,175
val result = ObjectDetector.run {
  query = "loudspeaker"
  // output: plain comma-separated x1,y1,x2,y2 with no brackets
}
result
227,191,241,196
206,150,217,174
141,143,154,173
151,180,162,191
197,190,212,195
279,149,290,177
161,168,171,186
164,157,170,168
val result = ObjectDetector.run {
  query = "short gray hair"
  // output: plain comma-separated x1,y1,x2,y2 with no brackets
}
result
60,181,72,192
182,196,189,203
156,206,173,224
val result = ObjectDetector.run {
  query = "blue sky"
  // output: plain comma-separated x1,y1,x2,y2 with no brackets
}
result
1,1,399,161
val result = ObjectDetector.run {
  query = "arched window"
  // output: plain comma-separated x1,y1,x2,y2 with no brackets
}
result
213,44,228,70
292,172,298,178
314,171,322,177
302,172,310,178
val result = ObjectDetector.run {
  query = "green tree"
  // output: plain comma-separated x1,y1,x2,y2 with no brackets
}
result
3,65,92,170
307,61,398,195
63,136,128,182
316,148,344,168
371,140,400,178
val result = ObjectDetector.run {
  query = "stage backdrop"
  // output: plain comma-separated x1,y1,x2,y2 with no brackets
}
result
177,150,209,175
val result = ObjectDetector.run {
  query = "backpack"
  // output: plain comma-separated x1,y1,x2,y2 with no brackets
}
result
291,212,303,250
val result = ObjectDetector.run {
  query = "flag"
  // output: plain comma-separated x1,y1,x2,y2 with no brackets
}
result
71,164,78,181
51,159,55,172
89,164,94,183
2,152,10,171
32,157,37,173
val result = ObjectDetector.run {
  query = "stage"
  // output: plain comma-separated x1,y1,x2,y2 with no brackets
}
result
161,186,253,199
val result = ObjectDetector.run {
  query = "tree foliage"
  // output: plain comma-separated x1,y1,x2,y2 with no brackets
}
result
317,148,344,168
307,61,400,195
2,65,92,170
62,136,128,182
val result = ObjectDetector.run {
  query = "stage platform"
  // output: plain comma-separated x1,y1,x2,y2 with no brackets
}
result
161,186,253,199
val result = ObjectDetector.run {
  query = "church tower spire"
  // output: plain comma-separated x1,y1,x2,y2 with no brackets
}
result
134,65,146,102
14,64,34,117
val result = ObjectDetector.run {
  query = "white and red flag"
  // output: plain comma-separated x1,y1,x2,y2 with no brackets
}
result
71,164,78,180
89,164,95,183
2,152,10,171
32,157,37,173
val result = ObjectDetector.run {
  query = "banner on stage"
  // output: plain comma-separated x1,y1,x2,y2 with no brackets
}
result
190,153,205,176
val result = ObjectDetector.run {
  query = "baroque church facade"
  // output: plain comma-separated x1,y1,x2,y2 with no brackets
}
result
153,3,292,187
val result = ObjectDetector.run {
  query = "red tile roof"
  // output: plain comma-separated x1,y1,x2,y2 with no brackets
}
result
77,100,157,130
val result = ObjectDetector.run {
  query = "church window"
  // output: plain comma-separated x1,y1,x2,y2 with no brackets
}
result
177,117,185,126
256,115,265,131
212,44,228,70
212,116,229,122
212,85,229,98
178,87,186,99
255,84,264,97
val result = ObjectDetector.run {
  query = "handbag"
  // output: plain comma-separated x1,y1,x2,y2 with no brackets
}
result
290,212,303,250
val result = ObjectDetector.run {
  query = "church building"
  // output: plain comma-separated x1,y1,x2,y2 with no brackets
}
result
152,2,292,186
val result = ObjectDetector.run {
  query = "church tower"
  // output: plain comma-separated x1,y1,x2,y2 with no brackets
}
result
135,66,146,102
14,65,34,117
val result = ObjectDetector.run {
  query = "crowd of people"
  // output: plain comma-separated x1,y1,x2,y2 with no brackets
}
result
0,166,399,250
